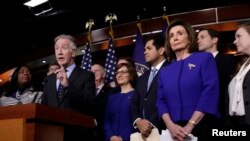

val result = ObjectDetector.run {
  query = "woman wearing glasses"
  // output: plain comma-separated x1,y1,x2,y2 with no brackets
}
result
104,62,138,141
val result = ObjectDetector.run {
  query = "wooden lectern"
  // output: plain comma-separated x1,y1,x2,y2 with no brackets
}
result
0,103,95,141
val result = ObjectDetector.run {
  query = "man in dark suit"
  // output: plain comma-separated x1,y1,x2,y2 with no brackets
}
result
42,34,96,141
197,28,239,122
91,63,111,141
131,35,170,138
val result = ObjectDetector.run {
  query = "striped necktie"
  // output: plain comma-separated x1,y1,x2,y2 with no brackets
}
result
57,82,65,99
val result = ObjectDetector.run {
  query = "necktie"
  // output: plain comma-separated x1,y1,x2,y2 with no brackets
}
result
57,69,67,99
147,67,157,91
57,83,65,99
96,88,99,96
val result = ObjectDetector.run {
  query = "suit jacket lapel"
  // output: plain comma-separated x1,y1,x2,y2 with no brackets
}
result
243,70,250,87
146,60,170,96
68,67,79,83
146,72,159,94
50,75,58,104
143,71,150,97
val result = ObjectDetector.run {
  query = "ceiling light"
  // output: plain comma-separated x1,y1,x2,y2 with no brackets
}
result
195,29,200,33
24,0,52,16
24,0,49,8
42,60,47,63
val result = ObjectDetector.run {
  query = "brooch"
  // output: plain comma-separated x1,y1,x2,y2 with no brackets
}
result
188,63,196,70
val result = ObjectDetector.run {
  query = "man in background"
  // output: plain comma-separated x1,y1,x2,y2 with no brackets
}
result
47,62,60,76
131,35,170,138
91,63,111,141
197,28,239,122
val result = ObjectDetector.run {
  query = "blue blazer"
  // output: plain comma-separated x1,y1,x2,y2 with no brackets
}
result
157,52,220,122
104,90,135,141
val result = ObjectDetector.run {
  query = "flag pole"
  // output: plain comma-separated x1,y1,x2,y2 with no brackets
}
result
85,19,95,45
137,15,142,34
104,13,117,87
81,19,95,71
105,13,117,40
163,6,170,25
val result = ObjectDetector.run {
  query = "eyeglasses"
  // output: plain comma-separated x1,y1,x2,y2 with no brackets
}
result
115,70,129,75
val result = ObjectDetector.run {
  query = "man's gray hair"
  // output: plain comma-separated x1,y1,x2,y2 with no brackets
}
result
54,34,77,50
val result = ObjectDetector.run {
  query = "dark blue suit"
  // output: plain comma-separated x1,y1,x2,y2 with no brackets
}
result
215,53,239,118
131,60,170,131
94,84,111,141
42,66,96,141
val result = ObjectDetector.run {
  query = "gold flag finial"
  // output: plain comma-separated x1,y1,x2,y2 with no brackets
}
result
85,19,94,44
163,6,167,15
162,6,170,25
85,19,95,32
105,13,117,26
136,15,142,33
105,13,117,40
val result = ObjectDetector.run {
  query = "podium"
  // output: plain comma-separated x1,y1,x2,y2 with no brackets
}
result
0,103,95,141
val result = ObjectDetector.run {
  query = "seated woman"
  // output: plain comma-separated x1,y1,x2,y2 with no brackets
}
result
0,65,43,106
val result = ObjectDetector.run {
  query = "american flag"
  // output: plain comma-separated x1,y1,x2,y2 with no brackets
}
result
133,22,149,76
104,37,116,84
81,42,92,71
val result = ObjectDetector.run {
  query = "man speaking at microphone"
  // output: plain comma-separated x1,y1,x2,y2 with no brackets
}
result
42,34,96,141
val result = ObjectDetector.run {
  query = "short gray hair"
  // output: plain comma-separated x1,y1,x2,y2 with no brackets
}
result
54,34,77,50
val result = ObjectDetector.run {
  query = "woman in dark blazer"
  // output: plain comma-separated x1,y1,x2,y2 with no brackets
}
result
157,19,220,141
227,22,250,126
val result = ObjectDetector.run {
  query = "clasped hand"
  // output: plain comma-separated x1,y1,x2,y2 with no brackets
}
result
136,119,154,139
168,123,193,141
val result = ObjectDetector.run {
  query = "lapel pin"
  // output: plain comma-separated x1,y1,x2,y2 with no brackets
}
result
188,63,196,70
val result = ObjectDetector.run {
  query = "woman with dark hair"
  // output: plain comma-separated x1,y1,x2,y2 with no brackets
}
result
104,62,138,141
157,19,220,141
0,65,43,106
108,56,137,94
117,56,136,68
